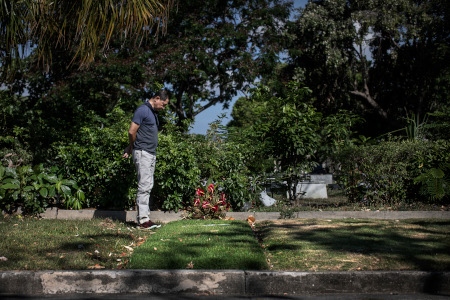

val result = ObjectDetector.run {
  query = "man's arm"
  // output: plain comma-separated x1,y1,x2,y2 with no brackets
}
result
122,122,139,158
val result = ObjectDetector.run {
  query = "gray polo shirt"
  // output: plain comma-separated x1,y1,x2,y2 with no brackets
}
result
132,101,159,155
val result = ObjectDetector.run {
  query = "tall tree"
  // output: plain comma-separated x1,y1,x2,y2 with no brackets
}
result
140,0,293,128
285,0,450,136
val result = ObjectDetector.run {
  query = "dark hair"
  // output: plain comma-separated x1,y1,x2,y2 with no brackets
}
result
152,88,170,101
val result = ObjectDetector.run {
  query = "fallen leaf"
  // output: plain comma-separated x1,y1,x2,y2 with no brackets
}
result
123,246,134,252
87,264,105,269
247,215,256,227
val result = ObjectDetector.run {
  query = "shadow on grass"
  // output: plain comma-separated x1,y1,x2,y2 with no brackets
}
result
129,221,267,270
257,219,450,272
0,227,137,270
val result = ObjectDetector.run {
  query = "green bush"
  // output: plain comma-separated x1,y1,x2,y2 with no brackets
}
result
332,139,450,206
53,107,136,210
0,164,85,215
153,124,256,212
152,131,201,212
190,124,256,210
413,140,450,201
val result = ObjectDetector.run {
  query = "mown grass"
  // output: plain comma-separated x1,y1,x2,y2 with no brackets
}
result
128,219,267,270
257,218,450,272
0,215,153,270
0,214,449,272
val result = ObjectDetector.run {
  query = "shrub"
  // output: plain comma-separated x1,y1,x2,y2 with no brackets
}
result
53,107,136,210
152,131,201,212
332,139,450,206
0,164,85,215
412,140,450,201
191,124,257,210
183,182,230,219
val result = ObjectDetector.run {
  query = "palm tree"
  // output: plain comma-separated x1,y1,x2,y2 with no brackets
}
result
0,0,175,75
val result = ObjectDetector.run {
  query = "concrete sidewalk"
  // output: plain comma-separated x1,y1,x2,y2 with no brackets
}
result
38,208,450,223
1,209,449,298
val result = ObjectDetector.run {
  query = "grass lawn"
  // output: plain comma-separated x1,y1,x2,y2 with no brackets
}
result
0,214,449,271
128,219,267,270
257,218,450,272
0,216,152,270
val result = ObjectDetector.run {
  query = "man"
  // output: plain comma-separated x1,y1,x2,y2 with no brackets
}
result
123,89,170,229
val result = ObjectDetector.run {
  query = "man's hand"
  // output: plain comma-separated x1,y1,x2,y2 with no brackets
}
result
122,145,132,158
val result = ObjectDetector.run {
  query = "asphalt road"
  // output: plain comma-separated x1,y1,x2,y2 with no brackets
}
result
1,293,449,300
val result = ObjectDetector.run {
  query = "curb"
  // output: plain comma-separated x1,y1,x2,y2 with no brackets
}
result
1,270,449,296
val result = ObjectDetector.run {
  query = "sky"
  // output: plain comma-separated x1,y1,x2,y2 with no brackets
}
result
189,0,308,134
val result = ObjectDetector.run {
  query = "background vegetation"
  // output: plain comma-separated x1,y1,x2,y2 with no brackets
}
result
1,0,449,215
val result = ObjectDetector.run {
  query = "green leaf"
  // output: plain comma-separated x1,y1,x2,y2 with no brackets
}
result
60,185,72,196
1,183,20,189
39,187,49,198
23,186,34,192
76,189,85,201
429,168,445,179
61,179,76,186
44,174,58,183
48,186,56,197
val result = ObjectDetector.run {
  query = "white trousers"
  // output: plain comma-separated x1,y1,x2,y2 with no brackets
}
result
133,150,156,224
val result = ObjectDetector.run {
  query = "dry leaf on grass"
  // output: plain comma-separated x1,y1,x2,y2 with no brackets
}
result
247,215,256,227
123,245,134,252
87,264,105,269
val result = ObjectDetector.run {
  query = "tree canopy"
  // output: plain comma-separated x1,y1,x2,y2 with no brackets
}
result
140,0,293,128
284,0,450,136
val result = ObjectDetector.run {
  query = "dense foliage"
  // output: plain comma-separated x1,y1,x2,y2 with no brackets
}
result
331,139,450,206
228,80,361,200
285,0,450,137
1,0,449,214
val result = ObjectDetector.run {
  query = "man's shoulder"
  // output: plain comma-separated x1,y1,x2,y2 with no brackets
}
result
134,103,151,115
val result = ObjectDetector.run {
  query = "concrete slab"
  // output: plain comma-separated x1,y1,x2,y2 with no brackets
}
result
291,183,328,199
310,174,333,184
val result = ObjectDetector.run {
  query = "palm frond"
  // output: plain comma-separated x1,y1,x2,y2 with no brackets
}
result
1,0,176,73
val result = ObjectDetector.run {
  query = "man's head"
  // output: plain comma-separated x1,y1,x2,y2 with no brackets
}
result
149,88,170,111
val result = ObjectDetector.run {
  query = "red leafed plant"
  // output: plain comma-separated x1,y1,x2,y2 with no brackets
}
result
184,182,230,219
